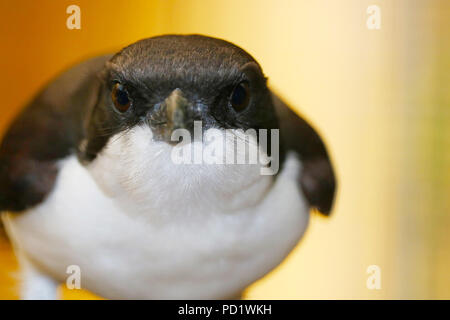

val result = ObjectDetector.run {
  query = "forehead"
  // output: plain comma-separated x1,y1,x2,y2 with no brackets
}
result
107,35,258,90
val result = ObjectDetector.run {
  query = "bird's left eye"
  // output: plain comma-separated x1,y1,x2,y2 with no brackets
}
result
111,83,132,113
230,81,250,112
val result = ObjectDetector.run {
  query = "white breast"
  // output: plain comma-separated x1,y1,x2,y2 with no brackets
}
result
3,129,309,299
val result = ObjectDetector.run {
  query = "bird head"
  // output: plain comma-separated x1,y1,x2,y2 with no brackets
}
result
81,35,280,217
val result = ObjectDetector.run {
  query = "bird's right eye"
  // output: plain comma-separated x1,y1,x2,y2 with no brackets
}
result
230,81,250,112
111,83,132,113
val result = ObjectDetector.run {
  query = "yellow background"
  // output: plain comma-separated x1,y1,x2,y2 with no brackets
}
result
0,0,449,299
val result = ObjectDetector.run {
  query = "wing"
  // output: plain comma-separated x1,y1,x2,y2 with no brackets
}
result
272,92,337,215
0,55,110,212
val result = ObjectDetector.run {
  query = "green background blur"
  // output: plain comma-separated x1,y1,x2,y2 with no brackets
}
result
0,0,449,299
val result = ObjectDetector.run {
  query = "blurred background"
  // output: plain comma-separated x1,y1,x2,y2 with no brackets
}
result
0,0,449,299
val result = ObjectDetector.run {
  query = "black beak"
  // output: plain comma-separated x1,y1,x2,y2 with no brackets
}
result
149,88,198,142
165,88,191,132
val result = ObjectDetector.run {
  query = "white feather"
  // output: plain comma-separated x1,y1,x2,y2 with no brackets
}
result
3,125,309,299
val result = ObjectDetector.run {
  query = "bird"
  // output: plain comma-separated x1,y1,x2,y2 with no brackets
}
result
0,35,336,300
